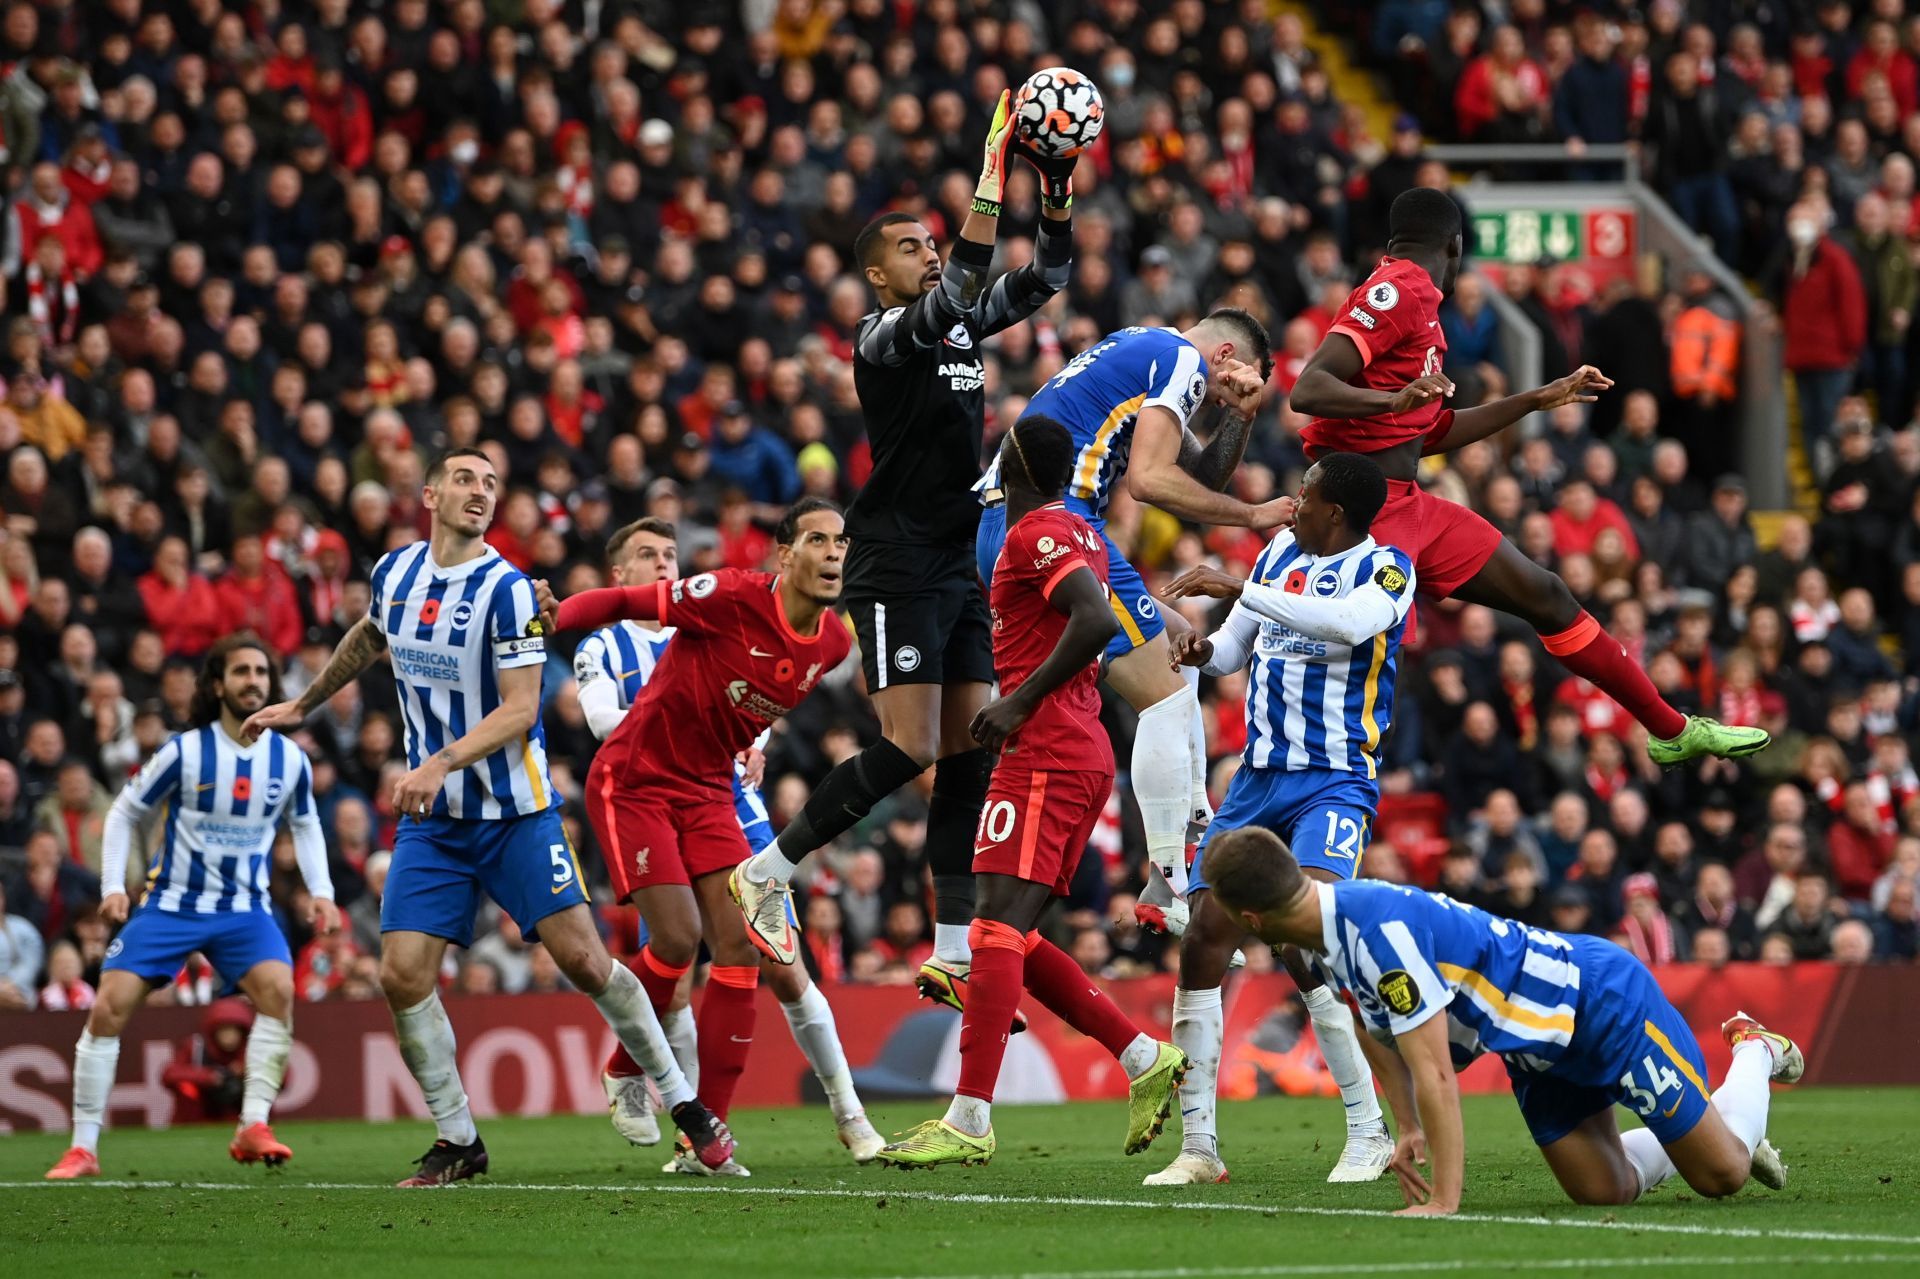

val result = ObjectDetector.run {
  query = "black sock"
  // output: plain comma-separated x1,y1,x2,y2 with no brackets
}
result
926,748,994,927
774,737,925,864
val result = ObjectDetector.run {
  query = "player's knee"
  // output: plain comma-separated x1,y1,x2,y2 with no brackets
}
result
645,919,702,970
765,961,808,1002
887,730,938,771
549,937,609,989
1680,1155,1750,1199
251,978,294,1022
378,958,435,1010
1564,1176,1638,1206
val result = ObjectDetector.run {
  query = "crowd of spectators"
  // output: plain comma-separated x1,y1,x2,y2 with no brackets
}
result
2,0,1918,1017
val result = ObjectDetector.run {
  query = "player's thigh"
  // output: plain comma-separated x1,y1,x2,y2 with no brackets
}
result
632,883,703,965
1536,1107,1641,1205
1105,630,1184,709
1399,486,1505,602
87,967,152,1035
936,568,996,715
691,866,760,968
936,680,992,759
974,871,1054,932
590,772,691,906
1177,889,1250,990
382,819,483,948
1450,537,1580,631
476,809,590,946
1658,1102,1753,1197
1190,763,1285,895
871,680,943,764
1280,776,1379,881
235,958,295,1022
379,930,451,1007
1095,535,1170,673
201,911,294,1000
530,903,612,989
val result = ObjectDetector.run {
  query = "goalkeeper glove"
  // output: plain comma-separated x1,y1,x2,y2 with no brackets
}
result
972,89,1014,217
1016,140,1078,212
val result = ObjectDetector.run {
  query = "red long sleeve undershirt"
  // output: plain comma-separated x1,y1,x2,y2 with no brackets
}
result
555,580,665,632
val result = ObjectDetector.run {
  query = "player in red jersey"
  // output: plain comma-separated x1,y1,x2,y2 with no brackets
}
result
1289,187,1767,767
543,498,851,1170
876,417,1188,1169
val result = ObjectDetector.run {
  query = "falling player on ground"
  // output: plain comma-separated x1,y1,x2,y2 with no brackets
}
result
1288,187,1766,767
1148,453,1413,1186
876,416,1188,1169
47,635,338,1179
245,448,731,1185
969,310,1289,937
543,497,853,1176
1205,827,1801,1214
733,89,1075,1010
572,516,883,1167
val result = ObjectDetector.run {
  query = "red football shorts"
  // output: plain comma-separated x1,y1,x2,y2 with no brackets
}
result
585,755,749,899
1368,478,1505,599
972,767,1111,895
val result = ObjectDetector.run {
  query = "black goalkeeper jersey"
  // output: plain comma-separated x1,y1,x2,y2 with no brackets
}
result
845,221,1072,552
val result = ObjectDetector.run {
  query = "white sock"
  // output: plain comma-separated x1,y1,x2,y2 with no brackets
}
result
1621,1126,1676,1197
240,1014,291,1127
393,993,478,1145
1172,987,1223,1158
590,963,694,1110
933,922,972,965
744,845,798,887
945,1094,991,1137
1303,985,1383,1131
1134,684,1201,871
1180,664,1212,825
71,1030,119,1154
1713,1039,1775,1158
781,985,863,1120
664,1005,700,1090
1118,1032,1159,1080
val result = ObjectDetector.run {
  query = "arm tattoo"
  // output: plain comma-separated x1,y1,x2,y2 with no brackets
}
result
1181,407,1258,493
294,616,388,714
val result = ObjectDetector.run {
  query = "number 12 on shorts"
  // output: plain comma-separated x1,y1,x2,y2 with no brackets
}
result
1323,811,1364,861
1619,1055,1684,1118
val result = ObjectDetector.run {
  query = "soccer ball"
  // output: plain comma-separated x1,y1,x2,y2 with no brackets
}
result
1012,66,1105,159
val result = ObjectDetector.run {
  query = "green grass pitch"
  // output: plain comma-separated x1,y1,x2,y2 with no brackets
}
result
4,1089,1918,1278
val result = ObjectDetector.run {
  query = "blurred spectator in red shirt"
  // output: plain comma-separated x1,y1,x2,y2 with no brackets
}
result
214,535,304,659
138,535,222,658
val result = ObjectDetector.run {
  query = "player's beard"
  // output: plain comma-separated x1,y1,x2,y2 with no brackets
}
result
443,497,491,539
222,687,267,720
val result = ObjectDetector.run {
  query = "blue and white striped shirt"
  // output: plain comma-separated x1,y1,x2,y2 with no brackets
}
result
975,327,1209,520
1202,530,1414,779
370,542,556,820
117,726,322,915
573,620,772,843
1317,881,1580,1072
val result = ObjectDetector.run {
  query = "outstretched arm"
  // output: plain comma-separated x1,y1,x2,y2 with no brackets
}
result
241,615,388,741
970,567,1117,751
975,208,1073,339
554,581,664,633
1422,365,1614,455
1392,1010,1465,1215
1289,334,1455,420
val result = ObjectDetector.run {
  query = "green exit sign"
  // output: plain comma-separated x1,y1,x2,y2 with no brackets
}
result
1474,210,1583,263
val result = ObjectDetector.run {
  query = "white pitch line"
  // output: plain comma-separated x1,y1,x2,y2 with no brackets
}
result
860,1259,1920,1279
3,1180,1919,1249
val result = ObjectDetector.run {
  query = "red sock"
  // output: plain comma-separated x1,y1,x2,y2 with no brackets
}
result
1541,611,1688,741
1021,933,1140,1059
955,919,1027,1103
606,947,689,1077
696,965,759,1120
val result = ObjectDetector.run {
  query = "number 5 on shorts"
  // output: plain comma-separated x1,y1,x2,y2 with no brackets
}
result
550,843,575,888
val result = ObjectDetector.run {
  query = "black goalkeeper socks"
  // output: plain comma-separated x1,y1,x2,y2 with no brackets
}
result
774,737,926,864
926,748,994,927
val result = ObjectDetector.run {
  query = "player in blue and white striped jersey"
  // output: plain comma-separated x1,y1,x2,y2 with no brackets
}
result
574,517,882,1168
1146,453,1414,1188
242,448,733,1185
1206,828,1805,1215
46,635,337,1180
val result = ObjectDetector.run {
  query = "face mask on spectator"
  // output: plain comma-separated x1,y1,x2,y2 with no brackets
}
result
451,140,479,166
1788,219,1818,246
1107,64,1135,90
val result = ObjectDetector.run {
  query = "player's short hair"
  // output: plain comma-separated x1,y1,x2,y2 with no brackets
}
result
426,446,493,486
1202,827,1307,918
1201,306,1273,381
854,212,924,272
605,516,677,565
1003,414,1076,495
774,496,844,546
191,632,284,729
1388,187,1463,251
1309,451,1389,532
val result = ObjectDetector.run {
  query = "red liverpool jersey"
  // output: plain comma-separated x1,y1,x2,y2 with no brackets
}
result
989,504,1115,773
594,570,850,797
1301,256,1449,455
